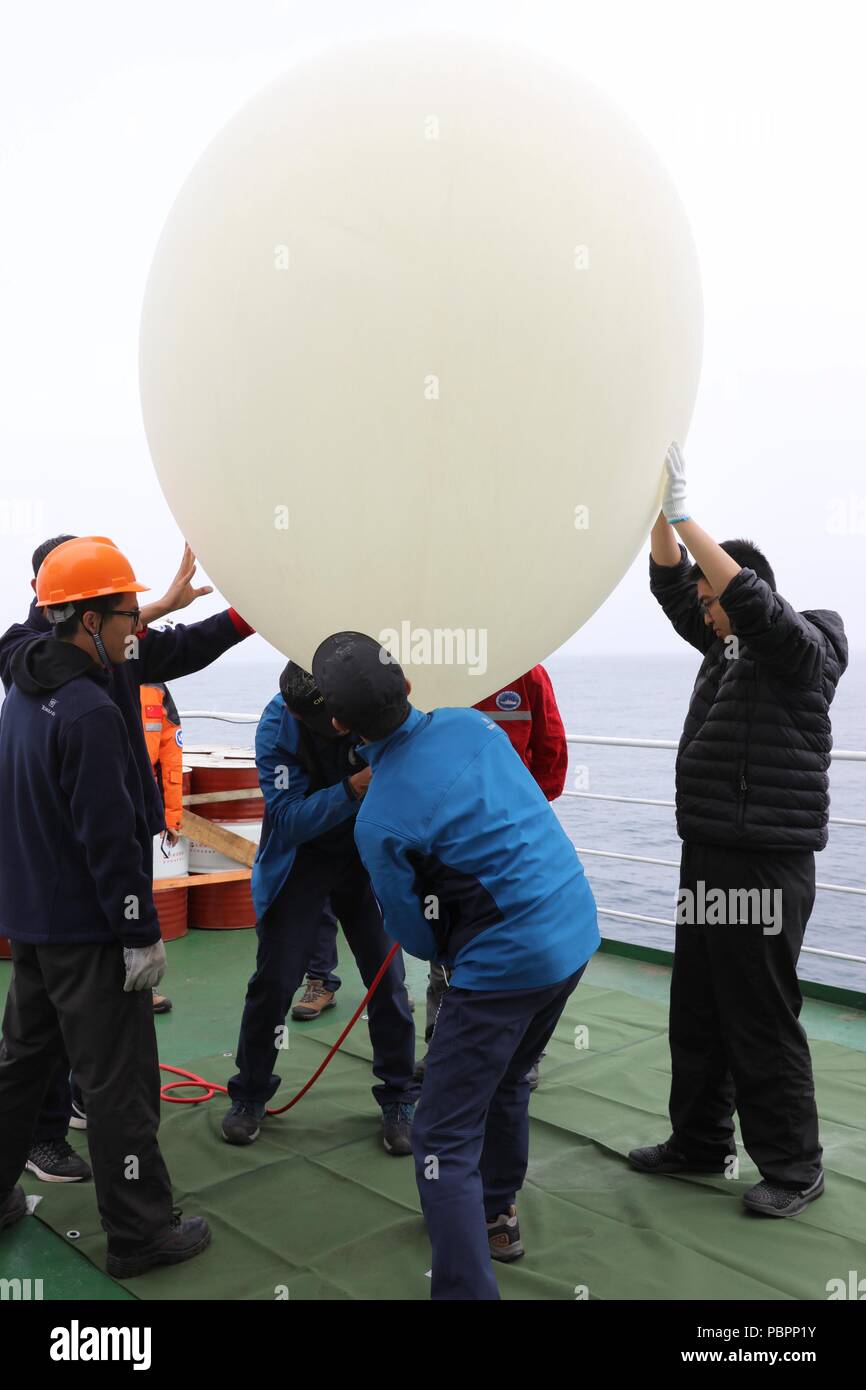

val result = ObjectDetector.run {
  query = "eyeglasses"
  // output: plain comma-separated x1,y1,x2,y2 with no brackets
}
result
110,608,142,625
698,596,720,614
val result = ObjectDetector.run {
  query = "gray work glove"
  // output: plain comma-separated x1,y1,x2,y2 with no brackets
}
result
123,940,167,992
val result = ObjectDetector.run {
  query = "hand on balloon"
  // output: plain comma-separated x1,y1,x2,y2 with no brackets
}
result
662,442,690,525
141,544,214,625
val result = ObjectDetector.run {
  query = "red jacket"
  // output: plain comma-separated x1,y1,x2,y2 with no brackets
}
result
473,665,568,800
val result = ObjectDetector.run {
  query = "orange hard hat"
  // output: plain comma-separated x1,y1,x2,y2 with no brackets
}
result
35,536,149,607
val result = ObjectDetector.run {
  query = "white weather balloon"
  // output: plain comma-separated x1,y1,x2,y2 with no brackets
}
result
140,34,702,708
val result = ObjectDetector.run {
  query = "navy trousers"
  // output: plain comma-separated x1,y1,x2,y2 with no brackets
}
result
305,901,341,994
413,965,585,1300
229,841,418,1109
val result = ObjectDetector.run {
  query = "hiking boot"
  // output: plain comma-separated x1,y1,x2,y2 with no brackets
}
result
26,1138,92,1183
106,1211,211,1279
221,1100,265,1145
381,1102,414,1156
0,1186,27,1232
628,1140,731,1175
152,988,172,1014
291,978,336,1021
487,1206,524,1262
742,1170,825,1218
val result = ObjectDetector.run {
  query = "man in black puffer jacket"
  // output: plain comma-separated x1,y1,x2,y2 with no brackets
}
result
628,444,847,1218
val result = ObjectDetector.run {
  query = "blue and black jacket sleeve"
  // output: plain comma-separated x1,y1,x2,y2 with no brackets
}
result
353,818,438,960
256,698,360,849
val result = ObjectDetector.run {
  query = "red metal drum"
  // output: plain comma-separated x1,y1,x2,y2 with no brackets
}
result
156,887,189,941
189,878,257,930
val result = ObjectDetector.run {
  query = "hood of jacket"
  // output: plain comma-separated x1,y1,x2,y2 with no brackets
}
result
9,635,104,695
802,608,848,679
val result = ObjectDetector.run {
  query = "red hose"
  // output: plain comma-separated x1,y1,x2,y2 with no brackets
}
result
159,943,400,1114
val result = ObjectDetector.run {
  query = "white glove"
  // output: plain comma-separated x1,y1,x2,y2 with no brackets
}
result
662,441,690,523
123,940,167,992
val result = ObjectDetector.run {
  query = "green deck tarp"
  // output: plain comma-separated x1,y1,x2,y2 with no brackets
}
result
11,937,865,1301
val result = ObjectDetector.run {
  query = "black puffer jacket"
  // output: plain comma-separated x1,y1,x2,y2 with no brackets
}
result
650,545,848,851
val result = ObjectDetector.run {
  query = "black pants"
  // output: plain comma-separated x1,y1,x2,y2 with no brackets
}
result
669,842,822,1185
0,941,174,1253
229,841,418,1108
34,1050,73,1142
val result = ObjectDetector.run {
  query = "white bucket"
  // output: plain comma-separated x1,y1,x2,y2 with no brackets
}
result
188,820,262,874
153,834,190,880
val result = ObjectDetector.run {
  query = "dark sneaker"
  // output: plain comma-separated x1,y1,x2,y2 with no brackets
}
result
26,1139,92,1183
628,1140,731,1175
291,978,337,1021
413,1053,428,1083
742,1171,825,1218
525,1061,540,1091
69,1095,87,1131
381,1102,414,1156
106,1211,211,1279
221,1100,265,1145
0,1185,27,1232
152,988,173,1014
487,1206,524,1262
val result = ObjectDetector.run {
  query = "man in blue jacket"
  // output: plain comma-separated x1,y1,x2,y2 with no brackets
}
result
312,632,600,1301
222,661,418,1153
0,536,255,1185
0,537,210,1275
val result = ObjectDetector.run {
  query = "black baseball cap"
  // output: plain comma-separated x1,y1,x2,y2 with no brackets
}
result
312,632,409,737
279,660,340,739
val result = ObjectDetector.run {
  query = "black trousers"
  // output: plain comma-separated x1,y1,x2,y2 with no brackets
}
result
0,941,174,1253
33,1050,73,1142
669,841,822,1185
229,840,418,1108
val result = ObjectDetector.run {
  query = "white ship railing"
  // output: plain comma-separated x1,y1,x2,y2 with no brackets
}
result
178,715,866,967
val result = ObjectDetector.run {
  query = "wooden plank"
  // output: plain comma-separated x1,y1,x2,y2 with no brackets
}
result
182,787,263,807
153,869,252,893
181,809,258,867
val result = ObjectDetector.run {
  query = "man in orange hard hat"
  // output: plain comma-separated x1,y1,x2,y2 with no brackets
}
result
1,535,254,1185
0,538,210,1275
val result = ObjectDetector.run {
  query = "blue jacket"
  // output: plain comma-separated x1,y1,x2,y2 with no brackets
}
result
354,705,600,990
251,694,368,919
0,599,251,837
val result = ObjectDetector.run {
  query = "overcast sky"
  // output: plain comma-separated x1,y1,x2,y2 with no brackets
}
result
1,0,863,661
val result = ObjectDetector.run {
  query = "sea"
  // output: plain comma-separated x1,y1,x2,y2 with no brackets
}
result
169,650,866,994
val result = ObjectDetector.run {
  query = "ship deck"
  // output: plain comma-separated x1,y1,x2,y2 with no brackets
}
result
3,931,865,1301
